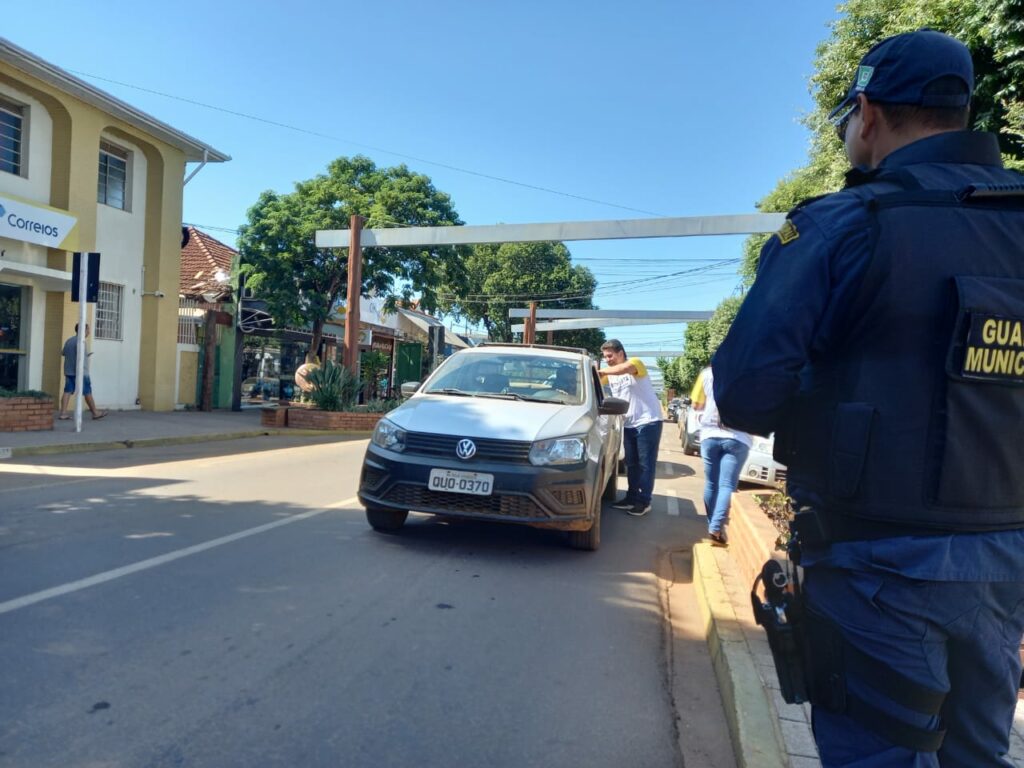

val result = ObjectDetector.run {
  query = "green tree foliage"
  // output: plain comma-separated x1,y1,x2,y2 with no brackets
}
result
740,0,1024,286
237,156,468,361
442,241,606,355
676,321,711,395
656,356,685,395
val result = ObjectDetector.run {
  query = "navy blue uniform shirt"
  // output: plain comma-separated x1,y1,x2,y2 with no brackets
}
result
712,130,1024,579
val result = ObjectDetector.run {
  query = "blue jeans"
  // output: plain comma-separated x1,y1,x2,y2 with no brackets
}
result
622,420,662,506
700,437,749,533
805,566,1024,767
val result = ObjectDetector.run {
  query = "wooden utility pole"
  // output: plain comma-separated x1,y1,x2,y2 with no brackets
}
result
343,215,364,375
524,301,537,344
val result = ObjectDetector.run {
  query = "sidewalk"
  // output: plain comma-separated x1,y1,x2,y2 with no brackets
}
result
689,489,1024,767
0,408,275,458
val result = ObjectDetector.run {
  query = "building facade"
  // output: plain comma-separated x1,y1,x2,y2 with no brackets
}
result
0,38,228,410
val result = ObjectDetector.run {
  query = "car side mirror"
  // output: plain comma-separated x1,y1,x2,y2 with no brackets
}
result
598,397,629,416
400,381,421,398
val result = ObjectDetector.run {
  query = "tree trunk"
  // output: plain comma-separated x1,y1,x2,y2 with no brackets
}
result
308,319,324,364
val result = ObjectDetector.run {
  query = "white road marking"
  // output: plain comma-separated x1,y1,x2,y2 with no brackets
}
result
0,495,361,616
661,461,674,476
666,488,680,516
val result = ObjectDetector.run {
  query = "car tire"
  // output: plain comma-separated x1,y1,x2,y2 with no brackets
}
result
681,430,697,456
567,493,601,551
602,463,618,501
366,507,409,532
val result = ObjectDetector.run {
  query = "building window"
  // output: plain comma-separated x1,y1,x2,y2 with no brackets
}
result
0,97,24,176
96,282,124,341
98,140,129,210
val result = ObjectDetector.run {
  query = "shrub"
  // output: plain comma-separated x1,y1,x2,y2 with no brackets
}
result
0,388,51,399
359,398,401,414
306,361,359,412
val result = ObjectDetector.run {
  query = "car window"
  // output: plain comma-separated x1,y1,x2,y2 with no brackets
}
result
422,352,584,404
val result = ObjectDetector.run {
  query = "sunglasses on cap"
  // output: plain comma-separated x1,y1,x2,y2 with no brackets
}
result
830,102,859,142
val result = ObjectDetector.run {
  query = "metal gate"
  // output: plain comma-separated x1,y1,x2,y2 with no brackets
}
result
395,342,423,387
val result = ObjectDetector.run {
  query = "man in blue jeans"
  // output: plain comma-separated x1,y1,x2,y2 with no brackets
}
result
693,366,750,545
600,339,663,517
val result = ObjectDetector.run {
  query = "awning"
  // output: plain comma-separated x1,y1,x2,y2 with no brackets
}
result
0,258,72,291
397,309,468,349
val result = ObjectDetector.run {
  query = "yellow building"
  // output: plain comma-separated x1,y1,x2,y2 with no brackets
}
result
0,37,228,410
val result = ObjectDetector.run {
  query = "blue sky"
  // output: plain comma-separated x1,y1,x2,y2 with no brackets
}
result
8,1,840,362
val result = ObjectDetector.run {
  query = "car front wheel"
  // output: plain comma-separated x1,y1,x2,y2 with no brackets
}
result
366,507,409,532
602,463,618,500
567,493,601,551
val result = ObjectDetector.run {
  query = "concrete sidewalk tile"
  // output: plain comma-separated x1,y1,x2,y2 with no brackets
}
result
779,718,819,759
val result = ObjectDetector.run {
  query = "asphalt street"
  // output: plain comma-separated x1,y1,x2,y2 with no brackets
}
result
0,432,732,768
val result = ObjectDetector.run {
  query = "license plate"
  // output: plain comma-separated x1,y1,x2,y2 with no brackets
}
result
427,468,494,496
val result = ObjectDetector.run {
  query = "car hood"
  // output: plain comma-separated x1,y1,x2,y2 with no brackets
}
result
388,394,593,441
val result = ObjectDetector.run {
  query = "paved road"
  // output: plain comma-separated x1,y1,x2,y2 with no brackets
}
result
0,432,731,768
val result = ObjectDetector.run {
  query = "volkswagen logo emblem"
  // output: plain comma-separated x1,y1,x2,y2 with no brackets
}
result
456,439,477,460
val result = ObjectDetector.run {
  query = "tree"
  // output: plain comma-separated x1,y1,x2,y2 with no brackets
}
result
676,321,711,395
740,0,1024,285
442,241,606,355
237,156,468,362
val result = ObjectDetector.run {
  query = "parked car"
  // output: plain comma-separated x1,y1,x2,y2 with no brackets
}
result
358,344,627,550
737,433,788,489
678,398,701,456
666,397,683,422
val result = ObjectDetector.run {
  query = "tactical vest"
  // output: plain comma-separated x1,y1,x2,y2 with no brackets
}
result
780,177,1024,540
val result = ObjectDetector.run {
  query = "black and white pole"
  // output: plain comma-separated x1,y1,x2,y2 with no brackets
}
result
74,254,88,433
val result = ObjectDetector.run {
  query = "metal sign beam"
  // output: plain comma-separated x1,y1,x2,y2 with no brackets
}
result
316,213,785,248
510,314,712,332
507,309,713,320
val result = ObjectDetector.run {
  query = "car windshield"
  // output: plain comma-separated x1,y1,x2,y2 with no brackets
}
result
422,352,585,405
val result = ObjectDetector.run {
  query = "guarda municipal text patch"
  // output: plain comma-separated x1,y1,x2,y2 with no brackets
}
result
776,220,799,245
962,314,1024,383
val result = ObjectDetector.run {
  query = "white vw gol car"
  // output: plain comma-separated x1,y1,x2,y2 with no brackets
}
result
358,345,628,551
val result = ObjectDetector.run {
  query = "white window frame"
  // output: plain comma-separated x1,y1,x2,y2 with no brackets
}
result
0,96,26,178
98,140,131,211
95,281,124,341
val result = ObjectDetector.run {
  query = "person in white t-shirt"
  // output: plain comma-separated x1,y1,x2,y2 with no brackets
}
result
692,366,750,545
600,339,663,517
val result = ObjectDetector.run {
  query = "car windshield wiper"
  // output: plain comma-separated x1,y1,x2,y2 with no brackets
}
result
431,388,474,397
488,392,563,404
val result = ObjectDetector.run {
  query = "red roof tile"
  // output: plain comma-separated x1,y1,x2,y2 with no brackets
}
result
180,226,237,297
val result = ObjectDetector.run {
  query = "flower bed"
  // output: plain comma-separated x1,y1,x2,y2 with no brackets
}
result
267,406,384,432
0,394,55,432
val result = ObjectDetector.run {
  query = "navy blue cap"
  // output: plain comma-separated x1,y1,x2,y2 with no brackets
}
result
828,29,973,120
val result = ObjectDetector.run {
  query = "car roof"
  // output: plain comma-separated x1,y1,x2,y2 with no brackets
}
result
462,344,591,361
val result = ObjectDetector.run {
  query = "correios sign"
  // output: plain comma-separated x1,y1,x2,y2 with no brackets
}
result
0,193,78,250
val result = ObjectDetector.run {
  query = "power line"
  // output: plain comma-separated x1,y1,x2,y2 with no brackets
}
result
72,69,667,218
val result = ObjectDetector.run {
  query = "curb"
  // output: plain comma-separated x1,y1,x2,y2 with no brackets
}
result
6,430,274,458
692,541,788,768
4,428,372,459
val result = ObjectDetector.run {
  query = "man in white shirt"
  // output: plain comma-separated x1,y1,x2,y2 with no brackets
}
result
600,339,663,516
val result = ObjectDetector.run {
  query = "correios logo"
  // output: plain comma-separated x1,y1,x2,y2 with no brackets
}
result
4,205,59,239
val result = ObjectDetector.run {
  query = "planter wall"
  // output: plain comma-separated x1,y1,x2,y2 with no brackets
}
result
0,396,55,432
285,408,385,432
260,407,288,428
729,490,786,588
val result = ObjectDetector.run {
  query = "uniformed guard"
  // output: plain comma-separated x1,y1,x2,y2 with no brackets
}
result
713,29,1024,766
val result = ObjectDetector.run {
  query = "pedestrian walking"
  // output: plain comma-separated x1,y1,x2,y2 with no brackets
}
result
58,323,107,420
691,366,750,546
600,339,662,516
713,29,1024,766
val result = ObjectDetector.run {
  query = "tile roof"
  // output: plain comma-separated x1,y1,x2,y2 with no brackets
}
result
180,226,236,298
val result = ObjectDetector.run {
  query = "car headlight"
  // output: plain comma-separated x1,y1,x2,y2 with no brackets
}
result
753,438,773,454
371,418,406,452
529,436,587,466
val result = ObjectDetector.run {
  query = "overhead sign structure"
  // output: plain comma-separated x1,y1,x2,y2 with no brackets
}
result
0,193,79,250
316,213,786,249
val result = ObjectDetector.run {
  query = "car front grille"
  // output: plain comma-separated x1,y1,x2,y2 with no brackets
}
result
403,432,532,463
775,469,787,484
379,483,549,519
